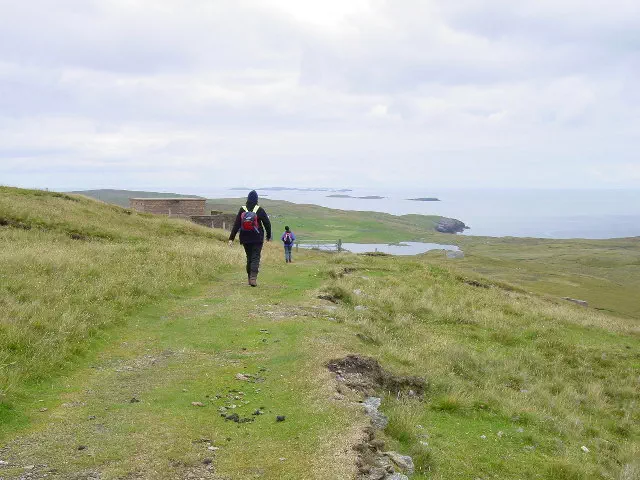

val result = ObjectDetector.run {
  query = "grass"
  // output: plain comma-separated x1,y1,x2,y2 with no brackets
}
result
75,189,640,319
1,187,638,479
70,189,446,243
206,198,444,243
434,236,640,319
0,186,233,403
320,254,639,479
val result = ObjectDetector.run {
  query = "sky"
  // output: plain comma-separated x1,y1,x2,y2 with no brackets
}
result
0,0,639,192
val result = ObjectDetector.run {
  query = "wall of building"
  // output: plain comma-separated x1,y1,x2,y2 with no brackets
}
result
129,198,206,217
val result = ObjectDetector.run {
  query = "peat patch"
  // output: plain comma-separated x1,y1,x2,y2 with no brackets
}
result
327,355,426,397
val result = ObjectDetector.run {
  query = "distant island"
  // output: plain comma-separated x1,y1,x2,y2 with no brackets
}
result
408,197,440,202
327,194,385,200
231,187,352,192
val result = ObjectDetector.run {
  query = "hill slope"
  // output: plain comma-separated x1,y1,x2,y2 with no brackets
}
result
1,187,638,479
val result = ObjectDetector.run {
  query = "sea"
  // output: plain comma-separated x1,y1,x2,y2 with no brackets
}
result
195,187,640,240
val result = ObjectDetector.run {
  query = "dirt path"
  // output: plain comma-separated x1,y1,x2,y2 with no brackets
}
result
0,257,365,479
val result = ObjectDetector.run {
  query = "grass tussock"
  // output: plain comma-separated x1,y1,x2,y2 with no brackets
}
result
0,187,236,402
324,254,639,479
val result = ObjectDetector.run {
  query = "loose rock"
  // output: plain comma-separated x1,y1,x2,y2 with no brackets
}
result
191,402,205,407
384,451,414,474
276,415,286,422
363,397,389,430
388,474,409,480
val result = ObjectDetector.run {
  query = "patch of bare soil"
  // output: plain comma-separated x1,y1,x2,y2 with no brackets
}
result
327,355,426,397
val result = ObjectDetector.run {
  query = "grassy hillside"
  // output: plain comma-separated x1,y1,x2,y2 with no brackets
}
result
1,187,638,479
72,190,446,243
0,187,232,406
434,236,640,319
207,197,444,243
320,254,639,479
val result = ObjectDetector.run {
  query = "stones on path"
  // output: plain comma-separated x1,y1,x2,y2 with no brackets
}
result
354,428,415,480
363,397,388,430
223,413,254,423
562,297,588,307
384,451,414,474
234,372,265,383
328,356,423,480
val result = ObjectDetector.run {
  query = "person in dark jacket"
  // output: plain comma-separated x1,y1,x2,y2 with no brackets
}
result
228,190,271,286
281,226,296,263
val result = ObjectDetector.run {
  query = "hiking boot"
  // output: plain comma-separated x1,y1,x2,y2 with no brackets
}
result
249,273,257,287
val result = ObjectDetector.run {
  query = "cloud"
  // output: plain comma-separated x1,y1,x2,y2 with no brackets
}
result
0,0,639,190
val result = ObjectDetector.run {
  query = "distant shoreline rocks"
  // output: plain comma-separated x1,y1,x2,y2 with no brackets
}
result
436,217,469,234
408,197,440,202
327,194,385,200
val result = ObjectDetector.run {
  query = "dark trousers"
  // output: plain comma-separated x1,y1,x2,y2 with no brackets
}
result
284,245,293,262
243,242,263,275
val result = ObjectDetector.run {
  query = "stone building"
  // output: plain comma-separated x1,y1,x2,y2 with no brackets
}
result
129,198,234,230
129,198,206,217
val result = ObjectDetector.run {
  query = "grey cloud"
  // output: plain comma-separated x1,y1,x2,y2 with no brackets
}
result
0,0,638,189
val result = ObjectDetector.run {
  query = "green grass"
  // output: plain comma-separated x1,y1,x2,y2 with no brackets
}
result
74,189,640,319
321,254,639,479
0,186,233,402
1,187,638,479
431,236,640,319
206,197,444,243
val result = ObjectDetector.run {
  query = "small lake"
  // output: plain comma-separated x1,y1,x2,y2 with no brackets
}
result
299,241,461,256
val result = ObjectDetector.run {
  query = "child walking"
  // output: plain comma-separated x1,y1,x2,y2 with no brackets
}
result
281,226,296,263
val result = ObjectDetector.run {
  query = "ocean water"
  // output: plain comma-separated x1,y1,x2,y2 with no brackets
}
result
200,187,640,239
299,241,461,255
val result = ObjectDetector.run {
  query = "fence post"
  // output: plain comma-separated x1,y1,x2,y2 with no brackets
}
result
337,239,343,252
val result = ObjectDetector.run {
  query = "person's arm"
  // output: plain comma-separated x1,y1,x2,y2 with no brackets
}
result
259,208,272,241
229,209,242,241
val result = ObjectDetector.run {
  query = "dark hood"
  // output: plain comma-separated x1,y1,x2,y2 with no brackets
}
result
246,190,258,208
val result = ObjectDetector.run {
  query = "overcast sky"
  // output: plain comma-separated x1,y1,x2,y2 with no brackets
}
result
1,0,639,192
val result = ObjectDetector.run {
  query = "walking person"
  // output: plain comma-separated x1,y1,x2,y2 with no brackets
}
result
281,226,296,263
228,190,271,287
